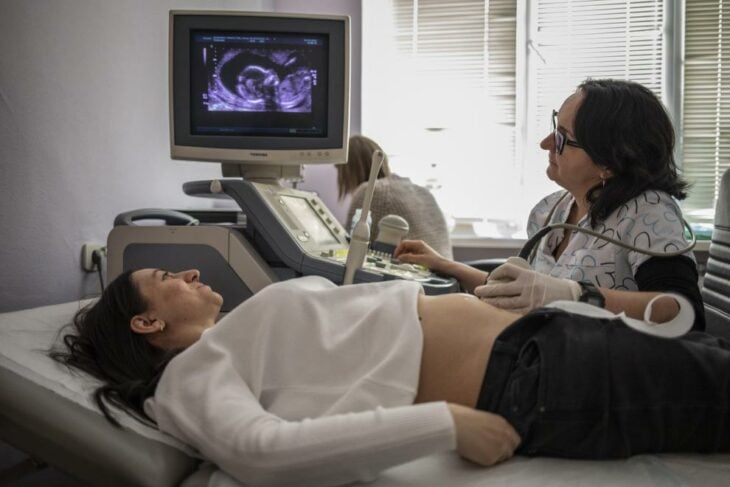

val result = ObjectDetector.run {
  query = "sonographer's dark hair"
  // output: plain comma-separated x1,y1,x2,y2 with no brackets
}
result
337,134,391,200
574,79,689,225
49,270,178,427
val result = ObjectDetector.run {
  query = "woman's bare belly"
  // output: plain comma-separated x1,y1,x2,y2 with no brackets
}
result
414,293,521,408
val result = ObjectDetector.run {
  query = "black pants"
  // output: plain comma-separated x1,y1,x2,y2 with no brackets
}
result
476,308,730,458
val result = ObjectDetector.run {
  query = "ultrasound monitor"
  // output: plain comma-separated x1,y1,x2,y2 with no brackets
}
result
169,11,350,175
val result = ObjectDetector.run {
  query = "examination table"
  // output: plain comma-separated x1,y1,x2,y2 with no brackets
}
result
2,300,730,486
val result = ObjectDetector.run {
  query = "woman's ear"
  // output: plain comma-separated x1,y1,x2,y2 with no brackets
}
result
130,315,165,335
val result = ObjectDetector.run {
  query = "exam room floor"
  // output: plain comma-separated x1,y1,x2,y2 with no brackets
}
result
1,441,84,486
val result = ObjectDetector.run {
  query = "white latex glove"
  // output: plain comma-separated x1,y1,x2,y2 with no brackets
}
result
474,257,581,314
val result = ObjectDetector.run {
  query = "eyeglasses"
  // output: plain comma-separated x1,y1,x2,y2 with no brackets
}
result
552,109,582,155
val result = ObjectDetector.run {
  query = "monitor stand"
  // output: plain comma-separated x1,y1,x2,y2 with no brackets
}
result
221,163,303,184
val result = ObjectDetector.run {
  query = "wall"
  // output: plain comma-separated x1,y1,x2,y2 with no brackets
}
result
0,0,360,311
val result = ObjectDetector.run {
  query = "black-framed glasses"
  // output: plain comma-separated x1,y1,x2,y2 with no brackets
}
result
552,109,582,155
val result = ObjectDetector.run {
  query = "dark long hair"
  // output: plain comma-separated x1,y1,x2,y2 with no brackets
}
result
50,270,178,427
575,79,689,225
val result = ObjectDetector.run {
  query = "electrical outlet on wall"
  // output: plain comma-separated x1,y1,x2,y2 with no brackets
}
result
81,243,106,272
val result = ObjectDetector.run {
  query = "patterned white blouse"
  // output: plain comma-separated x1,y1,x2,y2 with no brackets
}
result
526,189,695,290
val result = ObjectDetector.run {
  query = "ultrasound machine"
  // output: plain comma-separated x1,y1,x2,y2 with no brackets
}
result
107,11,458,311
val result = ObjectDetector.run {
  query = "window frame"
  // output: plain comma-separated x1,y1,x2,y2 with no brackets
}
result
362,0,720,244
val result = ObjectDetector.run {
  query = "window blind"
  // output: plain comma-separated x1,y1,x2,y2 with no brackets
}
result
364,0,725,234
361,0,521,229
682,0,730,222
392,0,517,125
527,0,665,143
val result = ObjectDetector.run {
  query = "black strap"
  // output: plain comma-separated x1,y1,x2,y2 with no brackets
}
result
635,255,705,331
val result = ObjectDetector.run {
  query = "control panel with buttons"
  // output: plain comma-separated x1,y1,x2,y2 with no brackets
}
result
320,249,434,282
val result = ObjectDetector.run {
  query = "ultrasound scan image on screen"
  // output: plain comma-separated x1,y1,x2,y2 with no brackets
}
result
189,31,329,138
207,46,315,113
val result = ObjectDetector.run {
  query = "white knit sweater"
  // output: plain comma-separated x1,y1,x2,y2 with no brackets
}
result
145,276,456,486
347,175,453,259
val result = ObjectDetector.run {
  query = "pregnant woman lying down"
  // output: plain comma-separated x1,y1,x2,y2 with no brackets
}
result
52,269,730,486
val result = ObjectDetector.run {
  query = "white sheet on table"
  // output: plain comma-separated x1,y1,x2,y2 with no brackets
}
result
208,451,730,486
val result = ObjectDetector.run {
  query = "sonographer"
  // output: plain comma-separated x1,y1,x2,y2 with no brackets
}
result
395,79,705,330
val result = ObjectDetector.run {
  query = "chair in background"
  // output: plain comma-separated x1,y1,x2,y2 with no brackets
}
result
702,168,730,340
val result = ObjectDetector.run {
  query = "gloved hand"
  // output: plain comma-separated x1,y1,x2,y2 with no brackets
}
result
474,257,581,314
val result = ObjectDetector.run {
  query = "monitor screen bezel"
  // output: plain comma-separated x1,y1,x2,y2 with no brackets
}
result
169,11,349,166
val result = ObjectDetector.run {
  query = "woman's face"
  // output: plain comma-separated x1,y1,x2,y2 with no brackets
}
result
130,268,223,349
540,91,605,200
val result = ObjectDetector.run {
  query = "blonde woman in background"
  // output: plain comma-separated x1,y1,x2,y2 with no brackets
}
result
337,134,453,259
